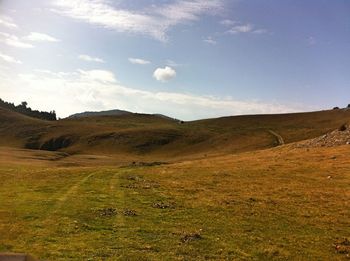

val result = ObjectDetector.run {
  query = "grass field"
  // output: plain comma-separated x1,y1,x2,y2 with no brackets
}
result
0,145,349,260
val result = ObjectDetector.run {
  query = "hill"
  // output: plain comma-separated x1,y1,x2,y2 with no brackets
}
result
1,107,350,260
0,98,56,121
1,107,350,160
68,109,132,118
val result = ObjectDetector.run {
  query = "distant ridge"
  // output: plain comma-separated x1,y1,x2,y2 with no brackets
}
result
68,109,178,121
68,109,132,118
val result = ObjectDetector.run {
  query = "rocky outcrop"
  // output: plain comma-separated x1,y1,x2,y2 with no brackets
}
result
295,124,350,148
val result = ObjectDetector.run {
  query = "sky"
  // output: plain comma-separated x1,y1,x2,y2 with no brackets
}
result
0,0,349,120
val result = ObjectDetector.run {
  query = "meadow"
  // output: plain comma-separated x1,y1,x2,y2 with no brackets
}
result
0,145,349,260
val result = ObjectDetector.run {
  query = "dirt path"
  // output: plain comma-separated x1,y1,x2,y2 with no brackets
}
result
268,130,285,146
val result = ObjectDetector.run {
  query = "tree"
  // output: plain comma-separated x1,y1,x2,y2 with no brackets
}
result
0,98,57,121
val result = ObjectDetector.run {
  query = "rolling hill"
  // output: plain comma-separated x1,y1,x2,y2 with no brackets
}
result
68,109,133,119
1,106,350,161
1,106,350,260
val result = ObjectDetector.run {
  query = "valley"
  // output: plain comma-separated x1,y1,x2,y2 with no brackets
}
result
0,107,349,260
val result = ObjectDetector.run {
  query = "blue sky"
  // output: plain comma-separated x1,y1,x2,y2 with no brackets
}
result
0,0,349,120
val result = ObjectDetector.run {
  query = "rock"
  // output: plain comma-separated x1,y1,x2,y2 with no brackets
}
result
152,201,175,209
294,124,350,148
123,209,137,216
96,207,117,217
181,232,202,243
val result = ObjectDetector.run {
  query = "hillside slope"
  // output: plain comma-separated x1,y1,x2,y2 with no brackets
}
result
1,107,350,160
68,109,132,119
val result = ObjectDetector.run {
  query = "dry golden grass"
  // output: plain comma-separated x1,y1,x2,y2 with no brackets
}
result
2,106,350,159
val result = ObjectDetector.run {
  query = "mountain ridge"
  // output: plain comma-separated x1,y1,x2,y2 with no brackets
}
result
68,109,133,118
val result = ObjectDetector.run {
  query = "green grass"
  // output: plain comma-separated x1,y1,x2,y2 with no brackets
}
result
0,145,349,260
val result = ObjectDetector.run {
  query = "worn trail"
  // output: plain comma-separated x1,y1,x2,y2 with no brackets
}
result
268,130,285,146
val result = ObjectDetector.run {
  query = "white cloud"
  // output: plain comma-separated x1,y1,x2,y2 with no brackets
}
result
0,32,60,48
25,32,60,42
253,29,268,34
228,24,254,34
52,0,224,41
78,69,117,83
0,16,18,29
203,36,217,45
220,19,235,26
128,58,151,65
0,68,310,120
227,23,267,35
0,51,22,64
0,32,34,48
153,66,177,82
154,0,223,23
79,54,105,63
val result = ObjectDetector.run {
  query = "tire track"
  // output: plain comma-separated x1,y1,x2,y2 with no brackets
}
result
44,171,97,220
56,172,96,204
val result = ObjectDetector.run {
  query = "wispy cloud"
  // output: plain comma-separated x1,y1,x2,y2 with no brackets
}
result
228,23,253,34
25,32,60,42
153,66,177,82
79,54,105,63
203,36,217,45
0,32,34,48
0,68,309,120
52,0,224,41
307,36,316,46
220,19,235,26
227,23,268,35
0,16,18,29
153,0,223,24
252,29,268,34
165,60,183,67
222,20,268,35
0,51,22,64
0,31,60,48
128,58,151,65
78,69,117,83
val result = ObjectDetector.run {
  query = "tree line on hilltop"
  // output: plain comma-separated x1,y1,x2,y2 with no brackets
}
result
0,98,57,121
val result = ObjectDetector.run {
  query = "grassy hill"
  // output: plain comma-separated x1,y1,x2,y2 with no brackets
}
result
1,107,350,160
68,109,133,119
1,107,350,260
